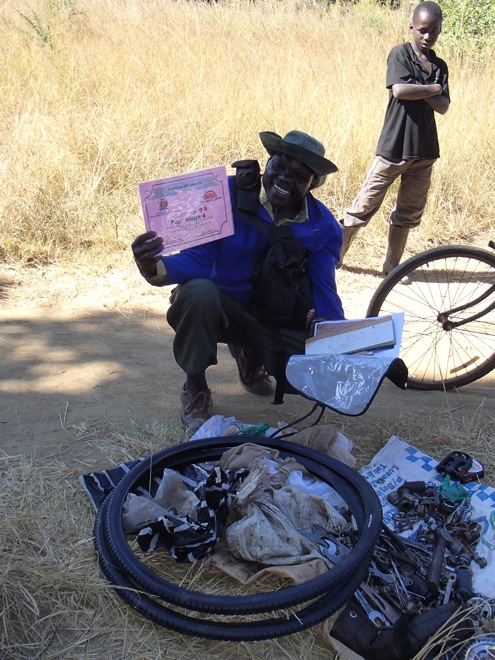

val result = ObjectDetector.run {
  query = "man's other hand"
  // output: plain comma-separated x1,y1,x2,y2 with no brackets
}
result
131,231,164,279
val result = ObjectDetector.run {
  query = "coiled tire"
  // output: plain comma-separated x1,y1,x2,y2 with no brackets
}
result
94,436,382,640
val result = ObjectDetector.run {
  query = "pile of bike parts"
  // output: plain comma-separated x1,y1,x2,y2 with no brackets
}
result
330,466,492,660
93,436,383,641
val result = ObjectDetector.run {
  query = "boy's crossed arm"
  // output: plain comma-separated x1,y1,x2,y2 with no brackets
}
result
392,82,450,114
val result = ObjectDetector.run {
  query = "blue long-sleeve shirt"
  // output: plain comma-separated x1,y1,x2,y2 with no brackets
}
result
162,177,345,320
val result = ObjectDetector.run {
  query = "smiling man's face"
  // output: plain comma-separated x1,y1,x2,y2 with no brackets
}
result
262,153,316,218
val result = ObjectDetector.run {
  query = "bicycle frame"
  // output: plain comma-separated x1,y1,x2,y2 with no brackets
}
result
438,283,495,330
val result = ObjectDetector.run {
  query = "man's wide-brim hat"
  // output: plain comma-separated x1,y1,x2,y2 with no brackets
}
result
259,130,338,184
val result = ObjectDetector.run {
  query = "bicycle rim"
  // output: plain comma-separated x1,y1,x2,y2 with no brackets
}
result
367,245,495,390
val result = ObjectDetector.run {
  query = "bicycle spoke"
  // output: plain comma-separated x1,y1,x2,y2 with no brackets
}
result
367,245,495,390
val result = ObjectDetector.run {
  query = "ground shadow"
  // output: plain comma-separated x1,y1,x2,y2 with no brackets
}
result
339,265,383,277
0,307,331,462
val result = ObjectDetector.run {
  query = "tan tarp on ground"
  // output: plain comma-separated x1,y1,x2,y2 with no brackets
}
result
208,427,361,657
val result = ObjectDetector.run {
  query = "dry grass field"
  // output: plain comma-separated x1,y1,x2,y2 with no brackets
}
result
1,0,494,267
1,1,495,658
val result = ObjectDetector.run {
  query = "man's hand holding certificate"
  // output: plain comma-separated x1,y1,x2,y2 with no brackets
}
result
138,166,234,255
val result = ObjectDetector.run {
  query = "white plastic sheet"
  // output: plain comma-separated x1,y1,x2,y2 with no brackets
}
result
286,312,405,416
286,353,397,416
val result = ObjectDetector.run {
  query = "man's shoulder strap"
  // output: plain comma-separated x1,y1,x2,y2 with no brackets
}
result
231,159,261,216
231,159,281,242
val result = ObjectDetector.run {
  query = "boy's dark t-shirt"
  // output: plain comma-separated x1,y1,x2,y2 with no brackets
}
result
376,42,449,161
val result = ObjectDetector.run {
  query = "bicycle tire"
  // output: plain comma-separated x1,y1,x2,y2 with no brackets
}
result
95,495,372,641
367,245,495,390
101,437,382,615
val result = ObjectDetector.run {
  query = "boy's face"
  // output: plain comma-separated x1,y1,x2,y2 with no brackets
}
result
410,10,442,54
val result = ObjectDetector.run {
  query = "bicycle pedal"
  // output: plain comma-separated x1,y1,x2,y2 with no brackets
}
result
436,451,472,480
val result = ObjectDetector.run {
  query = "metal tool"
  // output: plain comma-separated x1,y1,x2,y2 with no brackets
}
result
368,561,395,585
388,559,418,614
359,582,401,624
354,588,387,627
427,527,453,591
298,523,350,564
442,572,457,604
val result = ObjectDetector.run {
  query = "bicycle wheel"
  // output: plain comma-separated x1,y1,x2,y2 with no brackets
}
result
367,245,495,390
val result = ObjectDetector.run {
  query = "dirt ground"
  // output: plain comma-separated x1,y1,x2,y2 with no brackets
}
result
1,257,494,469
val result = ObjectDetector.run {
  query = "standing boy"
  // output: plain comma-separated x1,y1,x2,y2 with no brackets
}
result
340,1,449,275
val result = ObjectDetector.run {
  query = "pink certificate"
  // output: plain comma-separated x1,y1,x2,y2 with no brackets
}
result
138,166,234,254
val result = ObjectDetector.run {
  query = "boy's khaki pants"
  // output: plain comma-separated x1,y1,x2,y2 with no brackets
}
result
343,155,436,229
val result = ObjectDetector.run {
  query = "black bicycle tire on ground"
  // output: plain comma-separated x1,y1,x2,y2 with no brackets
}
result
95,494,373,640
101,456,371,616
367,245,495,390
101,437,381,614
99,436,382,616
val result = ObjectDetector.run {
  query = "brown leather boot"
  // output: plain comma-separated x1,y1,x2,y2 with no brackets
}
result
228,345,274,396
180,385,213,433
